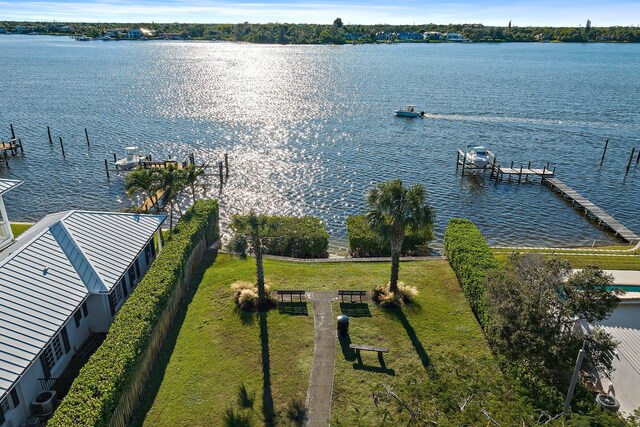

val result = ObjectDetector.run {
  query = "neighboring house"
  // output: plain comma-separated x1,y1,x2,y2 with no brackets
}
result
397,32,422,41
445,32,468,42
0,179,22,251
104,29,128,38
535,33,550,41
0,28,6,34
14,26,27,34
375,31,394,41
128,28,155,39
423,31,444,40
343,32,361,41
0,209,165,426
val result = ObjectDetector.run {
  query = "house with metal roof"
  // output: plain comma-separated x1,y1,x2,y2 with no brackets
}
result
0,209,165,426
0,179,22,251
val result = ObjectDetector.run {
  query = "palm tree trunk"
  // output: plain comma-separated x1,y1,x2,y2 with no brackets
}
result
389,228,404,293
191,183,196,204
255,242,266,307
169,200,174,236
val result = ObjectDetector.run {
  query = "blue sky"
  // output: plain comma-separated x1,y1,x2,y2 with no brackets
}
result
1,0,639,26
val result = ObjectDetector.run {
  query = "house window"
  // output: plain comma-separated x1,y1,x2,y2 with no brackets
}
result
144,244,150,265
52,335,63,360
134,259,140,279
109,283,124,315
10,389,19,408
74,309,82,327
82,302,88,317
43,346,56,371
150,240,156,257
128,266,135,286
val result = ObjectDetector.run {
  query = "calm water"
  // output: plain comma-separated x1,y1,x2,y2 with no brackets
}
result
1,36,639,247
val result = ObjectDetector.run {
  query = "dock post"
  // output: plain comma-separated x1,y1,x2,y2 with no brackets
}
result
113,153,117,163
456,151,460,170
104,159,110,179
636,148,640,165
518,166,523,184
461,156,466,176
218,161,224,185
600,139,609,166
626,147,635,176
18,138,24,155
4,152,9,168
489,157,496,180
527,161,531,170
47,126,53,145
59,137,65,158
224,153,229,178
84,128,90,147
10,124,15,140
541,167,546,185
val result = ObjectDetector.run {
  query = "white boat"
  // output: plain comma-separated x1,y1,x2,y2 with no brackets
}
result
464,146,495,168
75,35,92,41
115,147,147,170
394,105,425,118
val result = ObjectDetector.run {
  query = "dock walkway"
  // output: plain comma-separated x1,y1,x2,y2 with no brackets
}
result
545,178,640,244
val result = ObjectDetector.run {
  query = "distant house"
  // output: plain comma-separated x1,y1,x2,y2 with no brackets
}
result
445,32,468,42
0,28,6,34
128,28,155,39
397,32,422,41
104,29,128,38
0,191,166,427
375,31,394,41
14,26,27,34
158,33,185,40
534,33,550,41
423,31,443,40
343,32,361,41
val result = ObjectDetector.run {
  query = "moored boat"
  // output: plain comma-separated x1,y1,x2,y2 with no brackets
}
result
464,146,495,168
115,147,147,170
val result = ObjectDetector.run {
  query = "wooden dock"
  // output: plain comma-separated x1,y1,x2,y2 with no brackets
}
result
1,138,24,156
544,178,640,244
141,189,165,213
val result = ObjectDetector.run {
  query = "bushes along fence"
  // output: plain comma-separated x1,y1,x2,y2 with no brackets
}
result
443,218,499,328
346,214,433,257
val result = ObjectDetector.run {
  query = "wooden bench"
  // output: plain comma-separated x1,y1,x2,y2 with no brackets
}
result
349,344,389,357
338,290,367,302
276,290,306,302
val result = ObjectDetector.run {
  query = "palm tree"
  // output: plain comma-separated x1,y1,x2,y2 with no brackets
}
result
125,168,161,213
184,163,205,203
366,179,434,293
229,211,270,307
160,165,186,234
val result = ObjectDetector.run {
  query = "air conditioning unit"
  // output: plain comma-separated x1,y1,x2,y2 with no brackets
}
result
30,390,57,416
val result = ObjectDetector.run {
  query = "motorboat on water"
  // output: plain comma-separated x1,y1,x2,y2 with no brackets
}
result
394,105,425,118
115,147,147,170
464,146,495,168
75,35,92,41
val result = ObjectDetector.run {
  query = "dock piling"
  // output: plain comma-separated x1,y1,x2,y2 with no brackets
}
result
636,148,640,165
10,124,15,140
47,126,53,145
456,151,460,170
224,153,229,178
218,161,224,185
84,128,90,147
104,159,110,179
600,139,609,166
59,137,65,158
18,138,23,155
518,166,523,184
626,147,635,176
113,153,117,163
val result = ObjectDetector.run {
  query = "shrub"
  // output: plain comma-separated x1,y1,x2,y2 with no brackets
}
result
230,281,275,311
346,214,433,257
371,282,419,307
265,216,329,258
443,218,499,328
49,199,219,427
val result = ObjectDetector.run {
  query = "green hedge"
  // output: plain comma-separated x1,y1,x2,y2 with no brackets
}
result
49,199,219,427
346,215,433,257
443,218,499,328
241,215,329,258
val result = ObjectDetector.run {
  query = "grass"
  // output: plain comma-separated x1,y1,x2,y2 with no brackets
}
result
493,250,640,270
10,222,31,237
137,254,528,426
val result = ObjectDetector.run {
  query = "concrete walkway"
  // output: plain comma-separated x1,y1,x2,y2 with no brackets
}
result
305,291,337,427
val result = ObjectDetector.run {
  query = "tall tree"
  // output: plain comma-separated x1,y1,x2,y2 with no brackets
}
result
333,17,343,28
486,254,620,390
184,163,205,203
366,179,434,293
159,164,186,234
229,212,271,307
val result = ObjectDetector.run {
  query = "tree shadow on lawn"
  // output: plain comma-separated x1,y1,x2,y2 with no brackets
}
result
339,302,371,317
278,302,308,316
391,305,430,371
129,251,217,427
259,311,275,426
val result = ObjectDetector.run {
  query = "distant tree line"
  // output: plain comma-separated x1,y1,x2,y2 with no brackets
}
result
1,19,640,43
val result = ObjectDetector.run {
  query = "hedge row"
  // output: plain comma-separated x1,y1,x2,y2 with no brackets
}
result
346,215,433,257
443,218,499,328
49,199,219,427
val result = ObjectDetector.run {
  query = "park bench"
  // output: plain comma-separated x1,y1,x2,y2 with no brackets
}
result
338,290,367,302
349,344,389,358
276,290,306,302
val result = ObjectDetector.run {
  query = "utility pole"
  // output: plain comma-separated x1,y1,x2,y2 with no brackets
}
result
563,341,586,415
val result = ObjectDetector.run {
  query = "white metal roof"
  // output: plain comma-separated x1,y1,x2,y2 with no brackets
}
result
0,210,165,401
0,179,22,196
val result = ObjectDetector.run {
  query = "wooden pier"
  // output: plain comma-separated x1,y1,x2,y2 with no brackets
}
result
544,178,640,244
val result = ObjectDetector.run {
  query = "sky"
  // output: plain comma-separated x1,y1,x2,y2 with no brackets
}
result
1,0,639,26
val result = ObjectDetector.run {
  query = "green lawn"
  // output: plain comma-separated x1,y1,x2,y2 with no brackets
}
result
10,223,32,237
137,254,528,426
493,251,640,270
